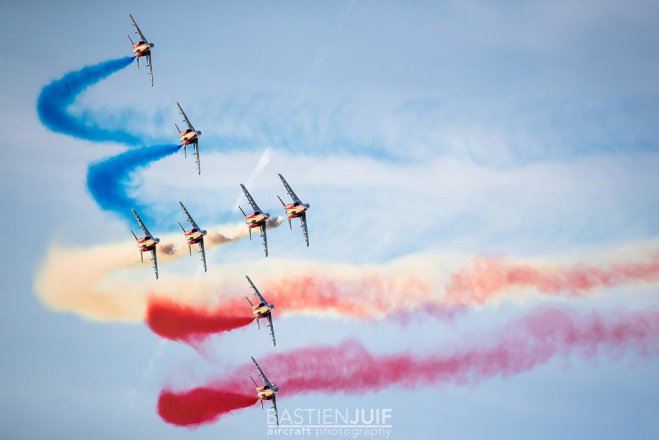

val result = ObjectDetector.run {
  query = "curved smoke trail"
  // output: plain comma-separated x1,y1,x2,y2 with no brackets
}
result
158,307,659,427
37,56,141,145
87,143,181,224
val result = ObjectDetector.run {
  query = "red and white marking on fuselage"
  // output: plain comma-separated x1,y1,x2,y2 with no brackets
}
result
132,42,151,57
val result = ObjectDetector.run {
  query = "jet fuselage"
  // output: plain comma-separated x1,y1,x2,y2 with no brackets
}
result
283,202,310,219
256,385,277,400
245,212,270,228
180,129,200,145
137,236,158,251
132,41,151,57
184,228,207,244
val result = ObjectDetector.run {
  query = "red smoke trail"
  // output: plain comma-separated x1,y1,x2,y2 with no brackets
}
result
146,297,254,344
145,273,434,344
158,307,659,426
267,273,432,318
158,388,257,427
445,256,659,305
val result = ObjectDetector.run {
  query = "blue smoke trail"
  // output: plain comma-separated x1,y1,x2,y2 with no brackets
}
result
37,57,142,145
87,144,181,225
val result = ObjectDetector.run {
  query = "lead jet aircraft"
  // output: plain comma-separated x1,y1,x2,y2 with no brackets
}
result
277,173,310,247
175,102,202,174
128,14,154,87
130,209,160,279
239,184,271,257
250,356,280,426
177,201,208,272
244,275,276,346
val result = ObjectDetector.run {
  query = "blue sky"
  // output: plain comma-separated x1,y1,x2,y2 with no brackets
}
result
2,1,659,439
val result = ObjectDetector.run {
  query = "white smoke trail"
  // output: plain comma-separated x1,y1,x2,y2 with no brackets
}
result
233,148,272,210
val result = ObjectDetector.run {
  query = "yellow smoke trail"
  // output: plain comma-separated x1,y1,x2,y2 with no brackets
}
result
35,218,283,321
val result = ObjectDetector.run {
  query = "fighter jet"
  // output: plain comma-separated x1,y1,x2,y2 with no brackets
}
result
177,201,208,272
239,184,271,257
250,356,280,426
130,209,160,279
244,275,276,346
128,14,154,86
277,174,311,247
175,102,202,174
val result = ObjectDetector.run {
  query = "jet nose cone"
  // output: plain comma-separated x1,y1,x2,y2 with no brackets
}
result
273,386,279,392
155,238,161,244
202,230,208,236
270,304,275,310
150,43,155,48
197,130,202,136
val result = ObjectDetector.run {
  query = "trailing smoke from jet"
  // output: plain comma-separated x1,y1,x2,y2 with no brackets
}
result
35,241,659,324
158,307,659,427
146,297,254,343
37,57,141,145
87,143,182,224
159,388,257,427
34,219,284,321
444,255,659,306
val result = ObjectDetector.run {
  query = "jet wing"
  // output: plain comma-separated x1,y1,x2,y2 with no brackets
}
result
278,173,302,204
267,314,276,347
300,212,309,247
178,201,201,231
146,53,153,87
132,209,153,238
271,395,279,426
194,142,201,175
245,275,268,305
176,102,195,131
240,184,262,213
199,237,207,272
129,14,149,43
251,356,273,388
260,224,268,257
151,247,159,280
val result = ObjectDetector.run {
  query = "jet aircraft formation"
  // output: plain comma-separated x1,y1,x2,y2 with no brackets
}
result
125,14,311,426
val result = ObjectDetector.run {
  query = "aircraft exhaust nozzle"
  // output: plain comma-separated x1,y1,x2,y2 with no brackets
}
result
197,130,202,136
150,43,155,48
269,304,275,310
155,238,161,244
202,230,207,236
272,386,279,392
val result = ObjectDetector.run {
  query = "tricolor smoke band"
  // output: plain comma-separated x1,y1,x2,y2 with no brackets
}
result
35,232,659,330
37,56,140,145
157,306,659,427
